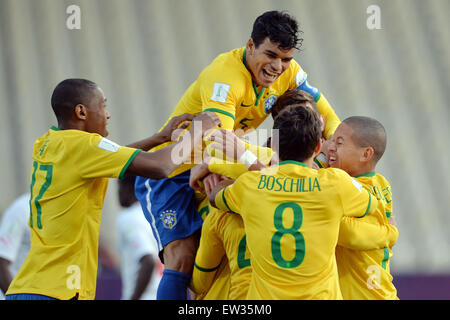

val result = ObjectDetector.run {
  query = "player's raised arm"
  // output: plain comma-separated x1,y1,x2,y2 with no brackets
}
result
338,173,381,218
189,214,225,297
208,129,268,170
338,217,399,250
126,113,195,151
208,179,235,210
295,71,340,139
125,112,221,179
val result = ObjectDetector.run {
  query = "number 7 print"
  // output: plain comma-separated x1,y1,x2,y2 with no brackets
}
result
29,161,53,229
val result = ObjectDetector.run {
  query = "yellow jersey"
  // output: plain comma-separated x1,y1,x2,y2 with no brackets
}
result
335,172,398,300
191,197,231,300
207,141,274,180
7,127,140,300
192,257,231,300
191,144,273,300
152,47,340,177
215,161,379,299
191,203,252,300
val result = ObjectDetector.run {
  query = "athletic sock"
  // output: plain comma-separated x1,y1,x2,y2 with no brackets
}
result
156,269,191,300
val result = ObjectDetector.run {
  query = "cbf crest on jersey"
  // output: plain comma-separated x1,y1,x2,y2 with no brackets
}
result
160,210,177,229
264,95,278,114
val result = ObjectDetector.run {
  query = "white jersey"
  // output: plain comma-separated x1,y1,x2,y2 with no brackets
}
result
0,193,31,300
116,203,163,300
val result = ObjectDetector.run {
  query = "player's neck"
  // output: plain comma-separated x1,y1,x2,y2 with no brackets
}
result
351,164,376,178
301,157,316,169
57,120,85,132
280,156,316,168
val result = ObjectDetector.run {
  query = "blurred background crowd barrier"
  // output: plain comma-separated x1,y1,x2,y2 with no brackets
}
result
0,0,449,299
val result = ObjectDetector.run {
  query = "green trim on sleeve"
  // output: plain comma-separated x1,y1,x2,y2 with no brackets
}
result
221,186,237,214
358,190,372,218
381,247,390,270
194,261,221,272
203,108,236,121
313,158,324,168
314,91,322,102
385,211,392,219
119,149,141,180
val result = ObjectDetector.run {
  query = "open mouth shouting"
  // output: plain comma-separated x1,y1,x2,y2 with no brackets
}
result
327,153,338,167
262,67,280,83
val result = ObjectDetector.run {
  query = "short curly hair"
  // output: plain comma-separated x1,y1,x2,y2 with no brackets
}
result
251,11,303,50
272,104,322,162
271,89,317,120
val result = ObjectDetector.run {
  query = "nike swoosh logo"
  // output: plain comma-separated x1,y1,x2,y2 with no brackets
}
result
240,103,253,107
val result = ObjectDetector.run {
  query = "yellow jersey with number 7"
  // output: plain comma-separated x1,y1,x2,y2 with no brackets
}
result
6,126,140,300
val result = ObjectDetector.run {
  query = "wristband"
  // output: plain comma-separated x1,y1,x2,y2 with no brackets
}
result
315,152,327,168
239,150,258,169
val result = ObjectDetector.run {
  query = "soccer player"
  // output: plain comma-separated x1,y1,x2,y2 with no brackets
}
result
135,11,341,299
116,175,163,300
0,193,31,300
327,116,398,299
270,89,327,168
188,131,279,300
188,196,231,300
209,106,381,299
191,202,251,300
189,92,322,299
5,79,220,300
267,90,398,298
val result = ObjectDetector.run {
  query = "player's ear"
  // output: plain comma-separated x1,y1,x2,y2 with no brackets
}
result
74,104,88,120
320,115,325,134
361,147,374,163
313,138,322,157
246,38,255,54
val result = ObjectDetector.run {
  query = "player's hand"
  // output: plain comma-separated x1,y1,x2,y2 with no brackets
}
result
203,173,226,198
189,159,211,191
157,113,195,143
191,111,222,134
207,129,246,162
388,214,397,227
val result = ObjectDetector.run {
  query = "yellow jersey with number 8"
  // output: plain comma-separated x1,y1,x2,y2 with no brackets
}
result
215,161,379,299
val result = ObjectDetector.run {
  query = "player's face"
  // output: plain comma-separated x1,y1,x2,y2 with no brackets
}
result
85,87,111,137
327,123,363,176
246,37,295,88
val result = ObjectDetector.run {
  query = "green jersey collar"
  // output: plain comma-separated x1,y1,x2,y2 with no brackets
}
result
243,48,265,105
355,171,376,178
279,160,309,168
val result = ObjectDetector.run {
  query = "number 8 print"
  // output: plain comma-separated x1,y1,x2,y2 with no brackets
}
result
271,202,305,268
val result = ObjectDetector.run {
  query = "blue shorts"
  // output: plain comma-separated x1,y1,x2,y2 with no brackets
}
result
134,170,203,259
